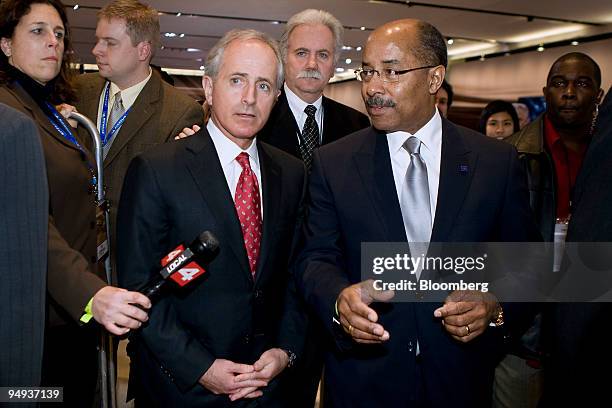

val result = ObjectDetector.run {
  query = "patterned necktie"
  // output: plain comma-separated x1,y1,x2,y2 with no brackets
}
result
103,91,125,158
235,152,262,277
299,105,319,170
400,137,432,278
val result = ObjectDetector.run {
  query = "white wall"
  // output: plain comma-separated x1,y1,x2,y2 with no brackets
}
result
447,38,612,101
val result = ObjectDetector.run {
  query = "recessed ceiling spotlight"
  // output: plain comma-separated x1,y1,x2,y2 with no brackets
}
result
447,38,454,45
360,26,366,31
356,46,362,51
164,32,177,38
176,12,181,17
179,33,185,38
345,58,352,64
537,45,545,52
342,46,352,50
271,21,280,25
336,67,345,72
73,4,79,10
571,40,579,46
186,48,201,52
479,55,485,61
199,65,205,70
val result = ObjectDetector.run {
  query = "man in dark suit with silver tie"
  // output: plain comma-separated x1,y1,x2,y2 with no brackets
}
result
295,19,538,407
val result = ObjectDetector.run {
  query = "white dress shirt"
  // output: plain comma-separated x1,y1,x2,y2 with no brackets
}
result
207,120,263,218
284,83,324,145
387,109,442,234
96,67,153,131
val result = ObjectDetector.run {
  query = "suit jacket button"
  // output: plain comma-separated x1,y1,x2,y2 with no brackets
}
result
254,290,263,299
244,335,250,344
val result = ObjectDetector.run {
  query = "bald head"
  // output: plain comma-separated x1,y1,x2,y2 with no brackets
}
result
548,52,601,88
361,19,447,133
367,19,447,69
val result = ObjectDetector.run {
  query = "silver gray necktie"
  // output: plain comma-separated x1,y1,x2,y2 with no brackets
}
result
400,136,432,278
103,91,125,159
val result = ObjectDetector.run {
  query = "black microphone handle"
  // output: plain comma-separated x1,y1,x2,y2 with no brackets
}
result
139,275,166,301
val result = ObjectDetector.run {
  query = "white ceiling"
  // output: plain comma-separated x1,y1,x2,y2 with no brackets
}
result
64,0,612,75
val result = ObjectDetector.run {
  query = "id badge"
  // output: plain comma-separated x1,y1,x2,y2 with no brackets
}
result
96,202,109,262
553,220,569,272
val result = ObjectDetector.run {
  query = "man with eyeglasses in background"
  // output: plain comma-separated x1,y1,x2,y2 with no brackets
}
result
294,18,538,406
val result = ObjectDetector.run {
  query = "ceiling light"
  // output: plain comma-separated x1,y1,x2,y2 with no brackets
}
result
199,65,205,70
164,32,177,38
176,12,182,17
345,58,352,64
73,4,79,10
360,26,366,31
479,55,485,61
447,38,454,45
186,48,201,52
271,21,280,25
336,67,345,72
179,33,185,38
537,45,545,52
356,46,362,51
571,40,579,46
342,46,352,50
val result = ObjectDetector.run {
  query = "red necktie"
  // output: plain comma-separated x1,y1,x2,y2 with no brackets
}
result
235,152,262,277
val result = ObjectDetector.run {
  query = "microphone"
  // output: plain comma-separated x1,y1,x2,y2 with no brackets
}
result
139,231,219,302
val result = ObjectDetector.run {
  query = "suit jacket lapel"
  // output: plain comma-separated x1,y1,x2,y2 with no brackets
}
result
270,92,301,156
253,142,281,285
430,119,477,242
104,71,162,167
321,96,337,144
184,130,252,279
353,128,407,242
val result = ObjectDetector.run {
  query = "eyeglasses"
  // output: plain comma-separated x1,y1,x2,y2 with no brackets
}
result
354,65,435,83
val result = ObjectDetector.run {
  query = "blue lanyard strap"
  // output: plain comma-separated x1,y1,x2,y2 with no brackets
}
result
44,102,98,190
100,82,131,146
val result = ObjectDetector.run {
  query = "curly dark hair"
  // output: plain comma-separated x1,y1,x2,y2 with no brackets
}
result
0,0,76,103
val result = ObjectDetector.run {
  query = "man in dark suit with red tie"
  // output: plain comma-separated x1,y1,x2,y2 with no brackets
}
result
117,29,305,407
295,19,538,407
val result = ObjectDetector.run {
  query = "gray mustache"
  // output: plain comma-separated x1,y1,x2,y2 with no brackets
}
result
366,96,396,108
297,70,322,79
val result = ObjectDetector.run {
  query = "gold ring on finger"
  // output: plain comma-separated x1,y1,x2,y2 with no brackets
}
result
465,324,471,335
348,323,354,335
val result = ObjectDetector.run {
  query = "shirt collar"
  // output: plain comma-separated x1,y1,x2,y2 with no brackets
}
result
206,119,260,169
284,83,323,117
108,67,152,110
386,108,442,154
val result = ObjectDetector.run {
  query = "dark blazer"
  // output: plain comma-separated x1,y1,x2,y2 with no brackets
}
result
295,119,538,407
258,90,369,159
0,104,47,390
74,71,204,278
0,82,106,326
117,129,306,407
539,88,612,407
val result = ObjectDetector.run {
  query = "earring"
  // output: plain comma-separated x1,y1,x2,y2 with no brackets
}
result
589,103,599,136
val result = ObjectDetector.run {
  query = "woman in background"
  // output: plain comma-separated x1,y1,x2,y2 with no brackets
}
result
479,99,520,140
0,0,149,404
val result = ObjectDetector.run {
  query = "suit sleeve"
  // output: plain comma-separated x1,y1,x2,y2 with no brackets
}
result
496,145,542,338
46,217,106,322
163,97,204,143
294,150,352,345
117,155,215,392
276,164,308,357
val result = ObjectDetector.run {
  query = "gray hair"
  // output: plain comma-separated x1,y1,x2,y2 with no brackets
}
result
205,29,284,90
280,9,344,65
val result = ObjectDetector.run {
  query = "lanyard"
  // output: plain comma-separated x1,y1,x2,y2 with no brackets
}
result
99,82,131,146
44,102,97,190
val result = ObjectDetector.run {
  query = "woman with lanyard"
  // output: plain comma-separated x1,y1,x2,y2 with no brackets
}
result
0,0,150,404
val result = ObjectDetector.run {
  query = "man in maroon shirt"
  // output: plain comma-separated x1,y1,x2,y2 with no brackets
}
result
500,52,604,408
